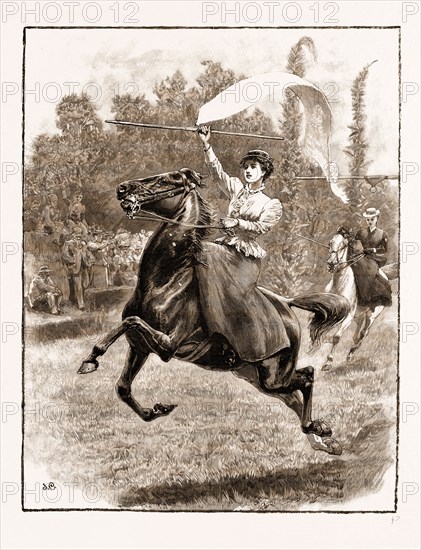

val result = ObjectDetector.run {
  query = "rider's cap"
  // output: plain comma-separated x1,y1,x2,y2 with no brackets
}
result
363,207,380,218
240,150,273,165
38,265,51,273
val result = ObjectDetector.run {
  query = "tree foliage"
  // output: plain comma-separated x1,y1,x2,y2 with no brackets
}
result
343,60,378,209
25,47,398,294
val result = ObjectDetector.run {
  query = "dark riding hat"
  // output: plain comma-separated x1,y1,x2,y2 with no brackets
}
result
363,207,380,218
240,149,273,165
38,265,51,274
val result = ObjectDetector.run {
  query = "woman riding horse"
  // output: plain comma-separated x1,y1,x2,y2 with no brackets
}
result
196,125,288,365
79,153,349,454
351,207,392,308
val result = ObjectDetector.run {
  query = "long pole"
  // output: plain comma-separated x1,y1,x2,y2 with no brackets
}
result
105,120,284,141
295,175,399,180
294,233,330,249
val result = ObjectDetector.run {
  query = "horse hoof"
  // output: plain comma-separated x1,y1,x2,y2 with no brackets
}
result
77,360,99,374
306,433,342,455
321,363,332,372
153,402,178,417
142,404,177,422
322,437,343,455
303,419,332,438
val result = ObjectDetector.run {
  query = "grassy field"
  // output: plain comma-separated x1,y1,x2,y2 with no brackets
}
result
23,299,398,511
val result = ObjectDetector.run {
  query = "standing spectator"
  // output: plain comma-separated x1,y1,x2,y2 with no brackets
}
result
62,232,88,310
113,244,136,286
106,243,117,286
87,230,110,288
131,243,143,273
24,199,42,232
67,211,88,236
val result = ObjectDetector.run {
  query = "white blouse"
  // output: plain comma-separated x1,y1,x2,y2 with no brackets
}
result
205,146,283,258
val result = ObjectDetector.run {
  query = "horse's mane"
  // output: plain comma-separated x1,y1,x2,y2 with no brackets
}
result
181,190,215,266
158,179,215,274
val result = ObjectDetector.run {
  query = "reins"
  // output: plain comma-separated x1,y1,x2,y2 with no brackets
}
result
296,232,366,269
131,210,225,230
122,185,365,263
126,183,226,230
336,253,366,270
294,233,330,249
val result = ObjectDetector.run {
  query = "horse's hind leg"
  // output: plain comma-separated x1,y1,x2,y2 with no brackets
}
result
233,362,342,455
347,305,384,361
258,358,330,436
116,346,177,422
322,312,353,371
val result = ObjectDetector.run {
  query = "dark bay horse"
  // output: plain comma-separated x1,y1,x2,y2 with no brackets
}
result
79,169,350,455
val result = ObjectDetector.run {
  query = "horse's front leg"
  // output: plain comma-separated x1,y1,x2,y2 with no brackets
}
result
116,346,177,422
78,315,177,374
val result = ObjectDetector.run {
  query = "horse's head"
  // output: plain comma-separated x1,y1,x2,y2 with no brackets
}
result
327,231,349,273
117,168,204,219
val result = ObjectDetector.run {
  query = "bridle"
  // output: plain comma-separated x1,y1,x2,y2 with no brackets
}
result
329,238,365,272
120,181,227,231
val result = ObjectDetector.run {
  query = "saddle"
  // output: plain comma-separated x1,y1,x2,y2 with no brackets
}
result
195,242,290,362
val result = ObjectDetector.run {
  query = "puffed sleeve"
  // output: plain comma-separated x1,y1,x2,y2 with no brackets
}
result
237,199,283,235
204,146,243,198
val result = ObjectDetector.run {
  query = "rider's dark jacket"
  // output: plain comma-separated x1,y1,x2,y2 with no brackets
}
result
355,227,388,268
351,226,392,307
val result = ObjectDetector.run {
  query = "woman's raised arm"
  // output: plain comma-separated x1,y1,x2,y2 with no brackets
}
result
197,125,242,198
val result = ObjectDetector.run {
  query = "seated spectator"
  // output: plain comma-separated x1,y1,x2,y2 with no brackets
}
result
28,265,62,315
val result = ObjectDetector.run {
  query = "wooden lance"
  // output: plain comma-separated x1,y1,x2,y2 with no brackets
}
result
105,120,284,141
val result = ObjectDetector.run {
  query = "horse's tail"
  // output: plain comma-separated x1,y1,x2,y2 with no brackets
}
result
288,293,350,346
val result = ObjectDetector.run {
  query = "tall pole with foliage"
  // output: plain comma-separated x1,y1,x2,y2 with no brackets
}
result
277,37,317,197
261,37,318,295
343,60,377,208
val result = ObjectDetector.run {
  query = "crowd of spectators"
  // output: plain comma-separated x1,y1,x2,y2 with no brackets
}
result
24,189,150,315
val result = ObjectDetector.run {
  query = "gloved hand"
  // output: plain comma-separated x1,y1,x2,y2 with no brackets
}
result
197,125,211,147
221,217,239,229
